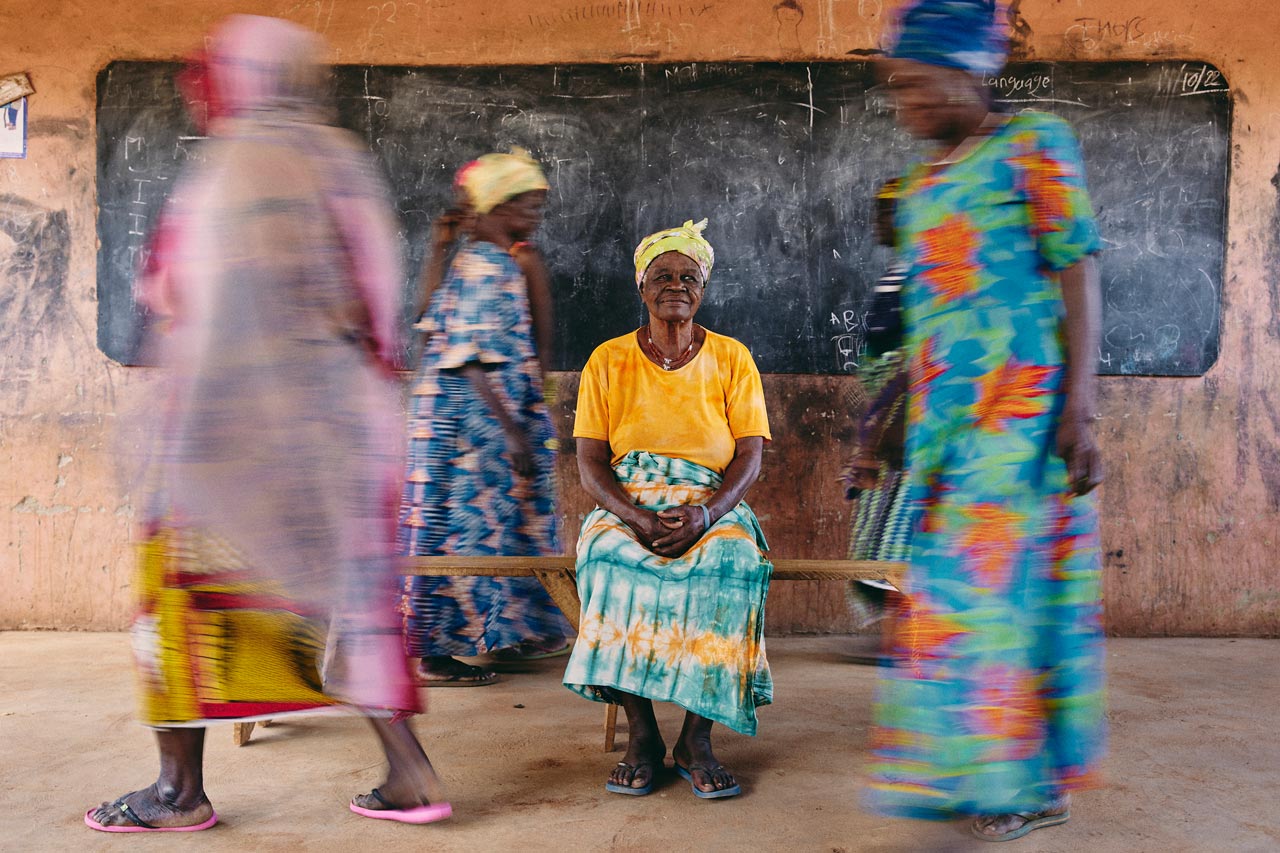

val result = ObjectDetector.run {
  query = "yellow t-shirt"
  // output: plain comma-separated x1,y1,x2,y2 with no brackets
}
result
573,329,771,474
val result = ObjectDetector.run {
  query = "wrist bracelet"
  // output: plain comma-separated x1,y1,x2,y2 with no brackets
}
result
697,504,711,529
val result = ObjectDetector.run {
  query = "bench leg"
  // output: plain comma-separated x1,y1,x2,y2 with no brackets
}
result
532,567,619,750
232,721,255,746
533,568,582,633
604,703,618,752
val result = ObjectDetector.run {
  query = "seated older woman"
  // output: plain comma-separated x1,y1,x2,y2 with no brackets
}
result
563,219,772,800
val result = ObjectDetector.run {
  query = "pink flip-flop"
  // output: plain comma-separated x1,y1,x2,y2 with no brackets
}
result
84,799,219,833
349,788,452,824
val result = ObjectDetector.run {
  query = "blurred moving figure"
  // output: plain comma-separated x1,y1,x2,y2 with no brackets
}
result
398,149,570,687
866,0,1107,842
412,163,477,338
86,16,448,832
841,179,910,658
413,159,557,407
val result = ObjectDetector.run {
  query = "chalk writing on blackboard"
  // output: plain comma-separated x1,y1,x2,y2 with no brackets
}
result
829,309,868,372
96,60,1229,377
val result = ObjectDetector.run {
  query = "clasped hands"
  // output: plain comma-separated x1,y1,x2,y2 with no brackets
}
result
626,504,710,558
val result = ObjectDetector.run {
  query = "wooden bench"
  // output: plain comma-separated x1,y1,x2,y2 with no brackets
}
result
232,555,905,748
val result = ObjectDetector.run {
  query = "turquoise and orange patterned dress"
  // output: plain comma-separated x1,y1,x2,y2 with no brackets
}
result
398,240,569,657
563,330,774,734
867,111,1107,817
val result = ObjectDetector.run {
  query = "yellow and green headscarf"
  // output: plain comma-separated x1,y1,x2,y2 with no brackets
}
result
633,218,715,288
460,147,549,214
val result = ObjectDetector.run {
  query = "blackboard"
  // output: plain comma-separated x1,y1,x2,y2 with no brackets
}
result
97,60,1229,375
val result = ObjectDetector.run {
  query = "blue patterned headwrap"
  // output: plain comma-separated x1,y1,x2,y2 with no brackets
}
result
886,0,1009,77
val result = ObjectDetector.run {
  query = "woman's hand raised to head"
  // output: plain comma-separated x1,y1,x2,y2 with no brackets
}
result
430,208,469,252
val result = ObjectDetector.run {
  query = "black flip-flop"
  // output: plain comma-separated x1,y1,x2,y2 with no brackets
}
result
84,796,219,833
491,641,573,662
415,662,498,687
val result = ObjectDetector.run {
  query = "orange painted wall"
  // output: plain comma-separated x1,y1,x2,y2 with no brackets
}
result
2,1,1277,635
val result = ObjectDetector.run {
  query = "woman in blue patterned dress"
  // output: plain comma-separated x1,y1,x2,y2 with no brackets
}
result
398,150,570,686
865,0,1107,842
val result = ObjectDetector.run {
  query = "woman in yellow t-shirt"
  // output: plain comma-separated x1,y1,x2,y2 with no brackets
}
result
562,219,772,801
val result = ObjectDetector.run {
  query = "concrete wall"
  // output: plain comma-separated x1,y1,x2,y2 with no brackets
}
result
3,0,1277,635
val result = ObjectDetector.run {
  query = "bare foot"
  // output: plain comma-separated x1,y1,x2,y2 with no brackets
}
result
88,784,214,830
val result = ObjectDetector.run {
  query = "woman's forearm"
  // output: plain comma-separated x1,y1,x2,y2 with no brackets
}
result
416,210,468,320
1059,255,1101,412
517,248,556,376
459,362,520,435
704,437,764,523
1055,255,1106,493
576,438,645,525
415,244,450,320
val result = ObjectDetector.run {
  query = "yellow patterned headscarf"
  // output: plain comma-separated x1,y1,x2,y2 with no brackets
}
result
875,177,903,201
460,147,549,214
633,219,715,288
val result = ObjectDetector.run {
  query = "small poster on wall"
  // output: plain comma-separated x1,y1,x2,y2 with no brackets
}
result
1,97,27,158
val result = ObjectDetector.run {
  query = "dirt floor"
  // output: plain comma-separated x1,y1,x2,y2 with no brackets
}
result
1,633,1277,852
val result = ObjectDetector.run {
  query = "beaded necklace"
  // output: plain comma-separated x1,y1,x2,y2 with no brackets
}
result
643,324,696,370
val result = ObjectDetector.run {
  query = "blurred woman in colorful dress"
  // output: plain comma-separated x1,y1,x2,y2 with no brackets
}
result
866,0,1107,842
398,149,570,686
87,16,447,832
